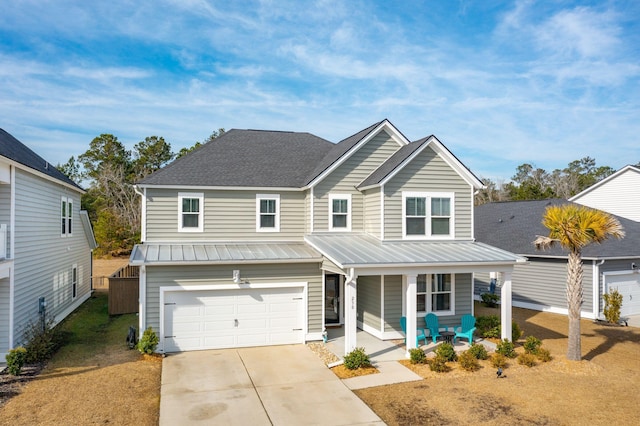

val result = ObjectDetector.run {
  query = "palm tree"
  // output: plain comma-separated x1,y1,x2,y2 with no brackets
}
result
534,204,624,361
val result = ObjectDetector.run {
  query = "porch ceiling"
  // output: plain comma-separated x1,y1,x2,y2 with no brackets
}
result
305,233,526,271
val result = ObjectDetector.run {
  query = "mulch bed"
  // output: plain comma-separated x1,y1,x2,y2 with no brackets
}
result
0,363,45,409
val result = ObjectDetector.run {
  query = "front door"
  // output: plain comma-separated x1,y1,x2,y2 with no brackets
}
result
325,274,340,324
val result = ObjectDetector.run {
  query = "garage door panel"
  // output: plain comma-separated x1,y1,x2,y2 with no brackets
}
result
606,273,640,316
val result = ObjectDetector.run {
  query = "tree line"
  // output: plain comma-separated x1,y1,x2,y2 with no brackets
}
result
58,129,225,256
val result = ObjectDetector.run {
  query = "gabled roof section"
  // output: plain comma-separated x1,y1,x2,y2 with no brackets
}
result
357,135,483,190
475,199,640,258
0,129,83,191
139,129,334,188
569,165,640,201
304,119,409,187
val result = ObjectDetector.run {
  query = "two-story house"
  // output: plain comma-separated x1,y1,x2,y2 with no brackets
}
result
0,129,97,359
130,120,524,355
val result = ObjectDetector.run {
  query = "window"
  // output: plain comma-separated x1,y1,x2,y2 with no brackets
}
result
72,265,77,299
329,194,351,231
416,274,454,315
402,192,454,239
256,194,280,232
61,197,73,236
178,193,204,232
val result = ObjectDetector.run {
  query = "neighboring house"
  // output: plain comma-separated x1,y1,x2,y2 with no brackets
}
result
130,120,524,355
474,199,640,319
570,165,640,222
0,129,98,359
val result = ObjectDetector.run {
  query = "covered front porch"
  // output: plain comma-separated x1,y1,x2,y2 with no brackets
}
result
305,233,526,357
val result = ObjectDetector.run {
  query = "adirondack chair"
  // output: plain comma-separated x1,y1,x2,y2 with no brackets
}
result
400,316,427,347
454,314,476,344
425,313,448,344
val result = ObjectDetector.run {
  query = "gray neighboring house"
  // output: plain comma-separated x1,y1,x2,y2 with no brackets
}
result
131,119,525,356
0,129,97,358
474,199,640,319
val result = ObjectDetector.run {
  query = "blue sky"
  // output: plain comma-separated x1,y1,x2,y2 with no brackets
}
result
1,0,639,181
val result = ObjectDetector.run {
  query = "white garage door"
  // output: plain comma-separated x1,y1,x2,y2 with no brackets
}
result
606,273,640,317
163,286,305,352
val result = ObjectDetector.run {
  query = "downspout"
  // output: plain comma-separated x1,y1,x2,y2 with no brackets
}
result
9,165,15,348
132,185,146,242
594,259,605,319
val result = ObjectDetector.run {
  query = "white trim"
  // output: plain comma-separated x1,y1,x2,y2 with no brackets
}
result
380,185,385,240
380,275,385,333
61,196,73,237
507,299,598,319
256,193,280,232
416,273,456,317
9,165,15,348
328,193,352,232
310,187,315,233
592,260,603,317
570,165,640,201
321,270,326,328
53,292,91,324
141,187,147,242
71,263,78,300
402,191,455,240
139,265,146,333
178,192,204,232
159,282,308,353
0,156,84,194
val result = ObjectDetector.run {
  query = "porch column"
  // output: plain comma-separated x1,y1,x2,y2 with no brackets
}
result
344,269,358,355
500,271,513,341
405,274,418,356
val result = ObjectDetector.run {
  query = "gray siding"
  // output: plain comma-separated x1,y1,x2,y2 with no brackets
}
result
11,169,92,349
438,273,473,330
313,131,401,232
357,276,381,330
598,258,640,313
0,183,10,258
145,189,306,242
144,262,323,336
383,146,473,240
0,278,9,353
383,275,402,333
363,188,381,237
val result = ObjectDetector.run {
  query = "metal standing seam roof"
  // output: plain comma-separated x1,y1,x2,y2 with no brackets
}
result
304,233,526,269
130,242,323,265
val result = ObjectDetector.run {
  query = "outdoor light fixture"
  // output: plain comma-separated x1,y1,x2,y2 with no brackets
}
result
233,270,241,283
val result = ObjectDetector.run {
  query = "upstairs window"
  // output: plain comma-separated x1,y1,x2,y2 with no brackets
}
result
61,197,73,236
256,194,280,232
403,192,454,239
178,193,204,232
329,194,351,231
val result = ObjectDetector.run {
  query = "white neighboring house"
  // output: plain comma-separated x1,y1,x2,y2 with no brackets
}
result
570,165,640,222
0,129,97,358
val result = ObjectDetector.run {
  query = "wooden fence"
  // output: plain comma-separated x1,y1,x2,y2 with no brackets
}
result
107,265,140,315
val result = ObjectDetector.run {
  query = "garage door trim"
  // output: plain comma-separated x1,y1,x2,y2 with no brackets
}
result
159,282,308,353
602,270,640,317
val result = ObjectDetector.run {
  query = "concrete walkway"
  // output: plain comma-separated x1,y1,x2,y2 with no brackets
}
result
160,345,384,425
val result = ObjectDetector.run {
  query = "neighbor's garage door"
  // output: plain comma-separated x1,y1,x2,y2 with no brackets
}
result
163,286,305,352
606,273,640,317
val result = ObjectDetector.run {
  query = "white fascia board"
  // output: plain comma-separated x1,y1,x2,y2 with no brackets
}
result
305,120,409,189
136,184,303,192
1,156,85,194
569,165,640,201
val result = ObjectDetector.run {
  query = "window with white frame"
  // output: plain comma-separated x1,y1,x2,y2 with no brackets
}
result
72,265,77,299
178,192,204,232
256,194,280,232
329,194,351,231
402,192,454,239
61,197,73,236
416,273,454,315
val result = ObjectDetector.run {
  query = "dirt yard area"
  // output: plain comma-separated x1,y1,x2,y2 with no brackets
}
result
356,304,640,425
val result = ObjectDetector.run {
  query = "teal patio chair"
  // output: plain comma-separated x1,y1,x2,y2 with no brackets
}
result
400,316,427,347
425,313,448,344
454,314,476,344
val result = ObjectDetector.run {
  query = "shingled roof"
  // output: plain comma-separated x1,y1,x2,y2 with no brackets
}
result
475,199,640,259
0,128,83,191
139,129,334,188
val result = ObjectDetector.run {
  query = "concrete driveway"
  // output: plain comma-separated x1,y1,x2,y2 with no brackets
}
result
159,345,384,425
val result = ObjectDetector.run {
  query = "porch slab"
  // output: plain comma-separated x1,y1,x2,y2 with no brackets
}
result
342,360,422,390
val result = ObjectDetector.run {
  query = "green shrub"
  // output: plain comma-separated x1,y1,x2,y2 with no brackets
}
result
5,347,28,375
476,315,501,338
435,342,457,362
536,347,553,362
468,342,489,360
137,327,159,355
409,348,427,364
496,339,517,358
429,355,449,372
512,321,523,342
603,289,624,325
523,336,542,354
458,350,480,371
343,347,371,370
480,292,500,307
517,353,537,367
22,316,68,363
490,352,508,368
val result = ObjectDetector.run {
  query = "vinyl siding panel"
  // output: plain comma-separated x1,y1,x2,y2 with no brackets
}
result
383,275,402,333
572,169,640,221
11,169,91,348
313,131,401,232
0,278,9,354
144,262,323,337
363,188,381,237
383,146,473,240
145,188,306,241
357,276,381,331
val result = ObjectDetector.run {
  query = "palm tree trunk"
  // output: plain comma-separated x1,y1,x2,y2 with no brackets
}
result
566,249,583,361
